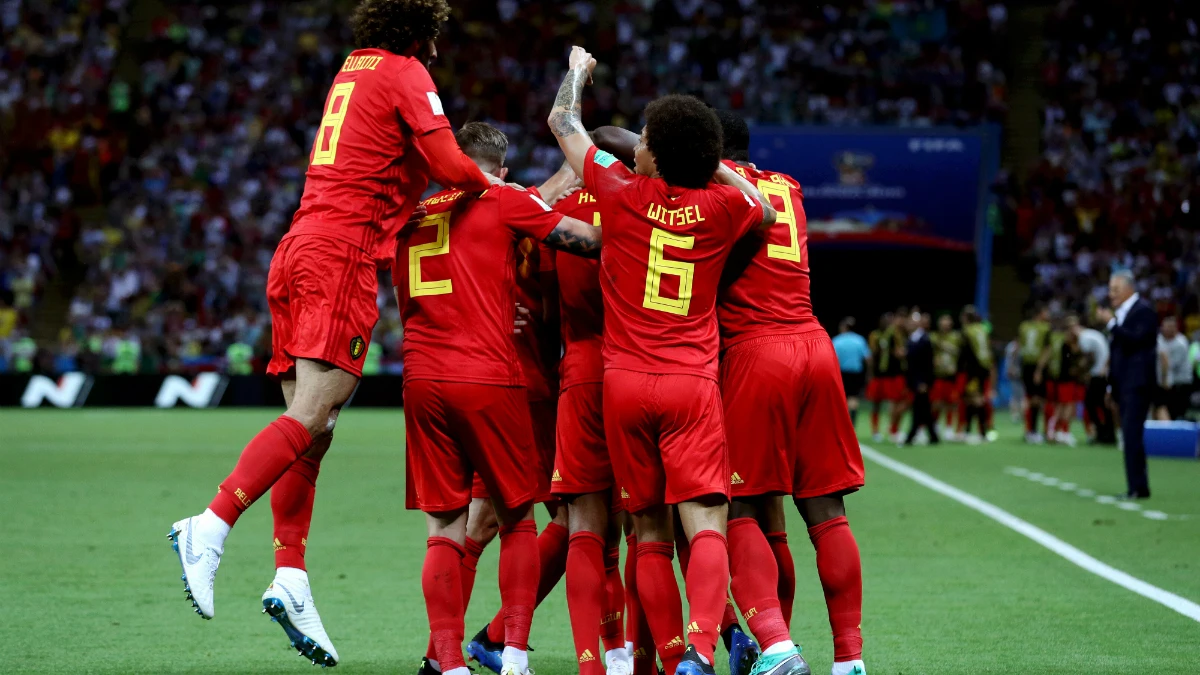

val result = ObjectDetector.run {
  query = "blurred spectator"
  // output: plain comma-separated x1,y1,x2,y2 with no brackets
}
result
4,0,1010,374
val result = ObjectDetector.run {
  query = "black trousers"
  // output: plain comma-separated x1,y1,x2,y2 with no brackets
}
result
1085,376,1116,443
906,389,939,444
1117,386,1152,496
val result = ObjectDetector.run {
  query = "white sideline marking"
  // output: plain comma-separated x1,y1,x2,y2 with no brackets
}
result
1003,466,1189,520
862,445,1200,623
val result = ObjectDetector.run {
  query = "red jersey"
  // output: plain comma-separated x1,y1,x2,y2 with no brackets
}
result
717,160,820,348
553,190,604,388
513,227,558,401
289,49,452,262
394,185,562,385
583,146,763,380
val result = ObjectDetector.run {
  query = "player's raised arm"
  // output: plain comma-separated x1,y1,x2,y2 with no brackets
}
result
536,160,584,205
713,161,777,230
543,216,601,259
411,128,492,191
547,46,598,178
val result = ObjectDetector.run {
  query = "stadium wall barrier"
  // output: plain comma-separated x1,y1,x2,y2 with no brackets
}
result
0,374,406,408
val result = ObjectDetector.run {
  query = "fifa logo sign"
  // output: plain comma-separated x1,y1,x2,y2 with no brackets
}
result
155,373,228,408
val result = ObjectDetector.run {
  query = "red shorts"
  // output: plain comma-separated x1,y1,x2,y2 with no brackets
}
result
471,397,556,502
721,334,865,499
1049,381,1084,404
866,374,909,403
404,380,539,512
604,370,728,512
930,377,961,404
267,234,378,378
552,383,614,496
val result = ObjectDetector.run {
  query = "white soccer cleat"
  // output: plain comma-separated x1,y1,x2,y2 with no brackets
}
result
500,665,534,675
168,516,222,619
1057,431,1077,447
262,572,340,667
965,433,983,446
871,432,883,443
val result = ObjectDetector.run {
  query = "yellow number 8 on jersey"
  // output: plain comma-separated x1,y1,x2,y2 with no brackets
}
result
643,228,695,316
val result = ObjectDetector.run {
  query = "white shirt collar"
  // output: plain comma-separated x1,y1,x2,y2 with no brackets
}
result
1115,292,1140,325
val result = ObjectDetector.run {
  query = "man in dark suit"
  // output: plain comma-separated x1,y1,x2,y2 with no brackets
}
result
1098,270,1158,499
904,312,939,445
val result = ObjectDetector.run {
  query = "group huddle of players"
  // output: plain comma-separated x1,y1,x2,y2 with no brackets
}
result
1014,307,1095,446
165,3,867,675
851,307,997,444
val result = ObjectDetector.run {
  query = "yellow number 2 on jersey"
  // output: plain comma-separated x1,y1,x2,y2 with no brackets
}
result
643,228,695,316
759,179,801,262
311,82,356,166
409,212,452,297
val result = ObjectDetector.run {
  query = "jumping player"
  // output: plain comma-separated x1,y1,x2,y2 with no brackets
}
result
167,1,494,666
396,121,600,675
547,46,778,675
714,109,865,675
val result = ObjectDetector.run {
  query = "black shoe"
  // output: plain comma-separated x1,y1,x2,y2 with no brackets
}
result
1116,490,1151,500
417,657,441,675
675,645,717,675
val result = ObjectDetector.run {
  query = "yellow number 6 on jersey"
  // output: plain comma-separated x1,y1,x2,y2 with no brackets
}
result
311,82,356,166
643,228,695,316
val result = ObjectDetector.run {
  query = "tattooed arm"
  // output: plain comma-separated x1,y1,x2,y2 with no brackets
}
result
542,216,601,259
547,46,599,178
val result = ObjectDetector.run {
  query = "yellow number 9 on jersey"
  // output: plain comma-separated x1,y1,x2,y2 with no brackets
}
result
643,228,695,316
759,179,801,262
311,82,356,166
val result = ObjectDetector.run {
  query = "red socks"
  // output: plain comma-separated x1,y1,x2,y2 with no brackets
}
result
426,536,484,661
497,519,539,650
625,535,656,675
566,532,606,675
210,416,312,525
957,399,968,433
684,530,731,664
601,543,626,651
809,516,863,662
270,452,321,570
728,519,789,651
424,537,467,672
636,541,685,675
765,531,795,629
486,521,568,644
1044,402,1056,435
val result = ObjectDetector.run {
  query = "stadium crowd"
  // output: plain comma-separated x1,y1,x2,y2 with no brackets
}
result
1003,0,1200,334
0,0,1011,374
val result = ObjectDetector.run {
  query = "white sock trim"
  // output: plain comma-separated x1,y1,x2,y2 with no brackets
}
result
275,566,309,585
444,667,469,675
427,659,441,672
502,646,528,671
605,647,628,665
762,640,795,657
199,508,231,544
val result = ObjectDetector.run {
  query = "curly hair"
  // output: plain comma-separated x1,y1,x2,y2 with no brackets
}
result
714,109,751,162
644,95,723,189
350,0,451,53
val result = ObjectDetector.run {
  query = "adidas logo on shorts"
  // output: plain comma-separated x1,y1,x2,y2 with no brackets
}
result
552,469,563,482
730,472,744,485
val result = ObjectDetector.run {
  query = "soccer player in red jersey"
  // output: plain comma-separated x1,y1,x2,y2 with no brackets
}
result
713,110,867,675
396,122,600,675
545,185,641,675
167,1,494,667
459,229,573,673
547,46,778,675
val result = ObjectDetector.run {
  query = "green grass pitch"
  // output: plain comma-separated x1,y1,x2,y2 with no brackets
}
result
4,408,1200,674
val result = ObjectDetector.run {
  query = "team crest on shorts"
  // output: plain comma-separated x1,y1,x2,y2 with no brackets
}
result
349,336,365,360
